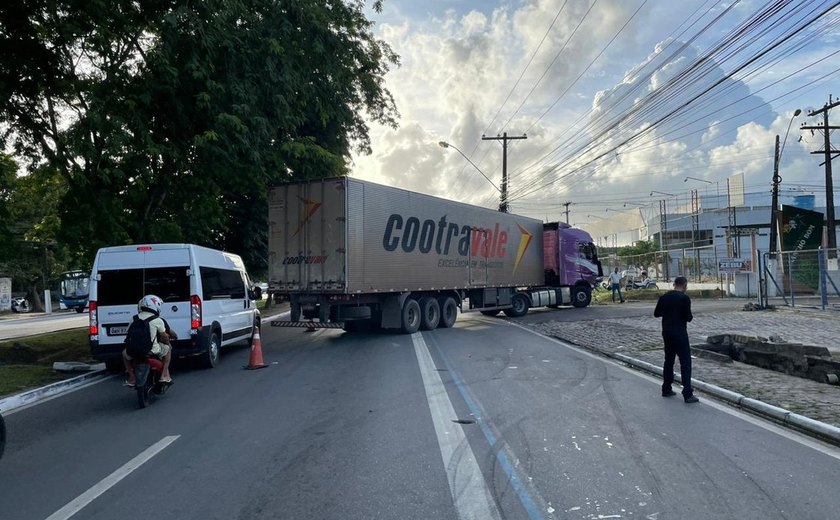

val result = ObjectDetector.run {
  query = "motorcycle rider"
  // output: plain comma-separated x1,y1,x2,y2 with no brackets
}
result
123,295,174,387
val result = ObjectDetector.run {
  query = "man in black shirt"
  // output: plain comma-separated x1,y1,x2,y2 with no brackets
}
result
653,276,698,403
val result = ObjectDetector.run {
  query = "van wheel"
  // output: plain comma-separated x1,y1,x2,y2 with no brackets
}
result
201,331,220,368
419,297,440,330
400,299,421,334
437,296,458,328
572,285,592,308
503,294,530,317
75,306,86,314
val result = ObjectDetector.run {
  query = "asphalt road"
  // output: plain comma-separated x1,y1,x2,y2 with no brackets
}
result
0,311,88,341
1,306,839,520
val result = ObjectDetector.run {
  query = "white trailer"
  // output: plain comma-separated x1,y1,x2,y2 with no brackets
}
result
269,178,601,333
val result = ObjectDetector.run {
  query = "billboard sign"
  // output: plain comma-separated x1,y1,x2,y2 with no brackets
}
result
781,204,823,258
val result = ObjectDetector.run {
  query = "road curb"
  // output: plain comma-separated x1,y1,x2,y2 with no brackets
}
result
0,368,109,414
556,335,840,446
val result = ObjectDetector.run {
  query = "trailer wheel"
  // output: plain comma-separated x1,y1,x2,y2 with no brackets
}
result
401,298,421,334
480,310,500,317
572,285,592,308
503,294,530,318
419,297,440,330
437,296,458,328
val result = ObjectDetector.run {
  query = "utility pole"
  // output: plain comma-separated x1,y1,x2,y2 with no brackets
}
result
691,189,700,282
562,201,572,224
659,199,670,281
802,97,840,258
769,134,781,258
482,132,527,213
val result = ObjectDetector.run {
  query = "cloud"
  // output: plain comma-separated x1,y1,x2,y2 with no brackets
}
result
353,1,826,225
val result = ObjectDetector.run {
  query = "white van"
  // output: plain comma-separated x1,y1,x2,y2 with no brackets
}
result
89,244,260,370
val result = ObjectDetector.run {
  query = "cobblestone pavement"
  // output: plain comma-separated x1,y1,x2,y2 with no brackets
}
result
525,306,840,428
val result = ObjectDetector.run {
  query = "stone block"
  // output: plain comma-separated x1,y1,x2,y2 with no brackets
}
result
805,356,840,384
690,346,733,363
706,334,732,346
743,340,829,358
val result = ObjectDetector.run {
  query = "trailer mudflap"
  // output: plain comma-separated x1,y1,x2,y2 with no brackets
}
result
270,320,345,329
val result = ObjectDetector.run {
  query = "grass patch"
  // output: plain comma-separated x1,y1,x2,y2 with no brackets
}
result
0,328,92,398
0,365,69,396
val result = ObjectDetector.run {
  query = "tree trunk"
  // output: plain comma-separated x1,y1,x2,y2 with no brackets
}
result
29,285,44,312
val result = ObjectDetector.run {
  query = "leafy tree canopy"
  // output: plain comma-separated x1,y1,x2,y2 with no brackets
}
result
0,0,398,275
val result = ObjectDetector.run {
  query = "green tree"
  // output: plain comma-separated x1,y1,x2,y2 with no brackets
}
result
0,158,70,310
617,240,659,271
0,0,398,275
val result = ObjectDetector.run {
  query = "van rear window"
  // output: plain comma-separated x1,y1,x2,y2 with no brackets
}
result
97,267,190,305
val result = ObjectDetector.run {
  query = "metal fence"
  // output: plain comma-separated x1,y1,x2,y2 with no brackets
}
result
610,245,723,284
760,248,840,310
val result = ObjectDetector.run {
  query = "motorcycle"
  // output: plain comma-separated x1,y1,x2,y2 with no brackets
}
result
11,297,31,313
625,277,659,290
133,357,171,408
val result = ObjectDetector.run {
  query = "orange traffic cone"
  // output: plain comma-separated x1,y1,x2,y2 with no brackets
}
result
244,325,268,370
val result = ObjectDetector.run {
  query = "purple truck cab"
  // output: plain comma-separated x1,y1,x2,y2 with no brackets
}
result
543,222,603,288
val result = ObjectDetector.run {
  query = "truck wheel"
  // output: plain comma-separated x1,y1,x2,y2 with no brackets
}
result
419,297,440,330
401,299,421,334
342,321,358,333
437,297,457,328
503,294,530,318
200,331,220,368
572,285,592,308
480,310,500,317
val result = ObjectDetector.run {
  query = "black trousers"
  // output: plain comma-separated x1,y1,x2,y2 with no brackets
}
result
662,329,693,398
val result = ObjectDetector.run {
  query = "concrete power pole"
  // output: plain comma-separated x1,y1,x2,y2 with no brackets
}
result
769,134,781,258
802,97,840,258
562,201,572,224
482,132,527,213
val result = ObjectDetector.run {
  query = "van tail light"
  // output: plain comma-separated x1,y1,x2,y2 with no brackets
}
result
89,301,98,335
190,295,202,329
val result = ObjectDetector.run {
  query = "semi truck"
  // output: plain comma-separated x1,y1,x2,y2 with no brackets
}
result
268,178,603,333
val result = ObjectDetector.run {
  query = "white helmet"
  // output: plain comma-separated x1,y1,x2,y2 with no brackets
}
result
138,294,163,316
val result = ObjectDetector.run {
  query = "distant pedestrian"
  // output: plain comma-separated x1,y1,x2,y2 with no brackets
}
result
609,267,625,303
653,276,698,403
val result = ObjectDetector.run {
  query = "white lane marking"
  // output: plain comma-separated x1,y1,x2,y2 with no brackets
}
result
412,333,502,520
507,321,840,460
45,435,180,520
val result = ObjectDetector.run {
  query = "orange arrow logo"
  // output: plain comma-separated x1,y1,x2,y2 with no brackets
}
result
292,197,322,237
513,224,533,273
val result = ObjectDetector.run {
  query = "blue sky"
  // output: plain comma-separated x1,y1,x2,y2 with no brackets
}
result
351,0,840,227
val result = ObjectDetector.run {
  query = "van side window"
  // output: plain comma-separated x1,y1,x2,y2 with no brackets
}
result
98,267,190,305
200,267,246,300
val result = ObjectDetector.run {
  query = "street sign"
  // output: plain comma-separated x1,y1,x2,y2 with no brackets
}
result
718,258,750,273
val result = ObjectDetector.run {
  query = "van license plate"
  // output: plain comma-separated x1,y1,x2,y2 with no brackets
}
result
110,326,128,336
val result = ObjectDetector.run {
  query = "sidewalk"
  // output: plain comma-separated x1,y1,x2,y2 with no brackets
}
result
528,306,840,430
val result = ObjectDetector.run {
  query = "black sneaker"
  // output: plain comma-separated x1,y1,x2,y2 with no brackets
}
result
684,396,699,404
662,390,677,397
